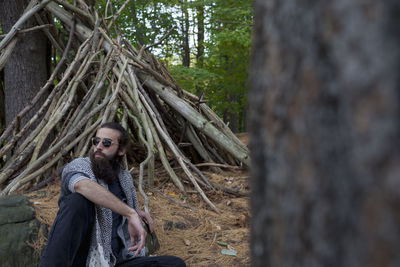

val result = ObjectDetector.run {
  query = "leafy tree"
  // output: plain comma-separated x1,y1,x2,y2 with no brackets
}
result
96,0,180,59
202,0,252,132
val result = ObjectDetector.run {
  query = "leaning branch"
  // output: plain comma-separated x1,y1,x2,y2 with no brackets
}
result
0,0,53,51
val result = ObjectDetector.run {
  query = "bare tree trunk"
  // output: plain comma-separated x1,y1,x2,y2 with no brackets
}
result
196,0,204,68
194,0,205,97
0,0,49,128
227,94,238,133
181,0,190,67
242,107,247,132
129,1,145,45
249,1,400,267
223,107,238,133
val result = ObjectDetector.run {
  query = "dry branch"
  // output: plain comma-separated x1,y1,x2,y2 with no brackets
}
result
0,0,53,52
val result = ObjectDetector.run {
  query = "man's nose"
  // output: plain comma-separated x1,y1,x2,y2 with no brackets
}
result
95,142,103,150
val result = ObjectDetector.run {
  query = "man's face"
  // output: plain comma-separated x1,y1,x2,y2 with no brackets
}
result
93,127,125,160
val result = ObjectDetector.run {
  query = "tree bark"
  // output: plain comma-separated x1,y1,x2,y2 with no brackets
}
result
0,0,49,127
129,1,145,46
250,1,400,267
0,70,4,129
181,0,190,67
223,94,239,133
196,0,204,68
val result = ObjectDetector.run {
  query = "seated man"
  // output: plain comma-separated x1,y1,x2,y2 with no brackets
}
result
40,122,185,267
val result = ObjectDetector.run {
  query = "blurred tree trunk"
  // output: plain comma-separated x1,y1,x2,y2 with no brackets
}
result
249,1,400,267
0,0,49,128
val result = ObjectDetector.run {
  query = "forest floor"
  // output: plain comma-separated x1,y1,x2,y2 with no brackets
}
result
25,133,251,267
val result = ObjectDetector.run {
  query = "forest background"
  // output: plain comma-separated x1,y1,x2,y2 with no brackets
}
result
0,0,253,134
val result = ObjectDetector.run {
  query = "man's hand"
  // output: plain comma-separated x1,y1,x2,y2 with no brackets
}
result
127,212,147,256
137,210,154,233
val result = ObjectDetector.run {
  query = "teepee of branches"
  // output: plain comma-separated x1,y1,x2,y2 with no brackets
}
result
0,0,250,213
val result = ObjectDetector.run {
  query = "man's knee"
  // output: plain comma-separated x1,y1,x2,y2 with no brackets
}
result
171,256,186,267
61,193,94,220
39,193,94,267
159,256,186,267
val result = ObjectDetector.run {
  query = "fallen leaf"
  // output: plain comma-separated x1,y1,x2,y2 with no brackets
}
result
184,239,191,246
217,241,228,247
221,249,237,256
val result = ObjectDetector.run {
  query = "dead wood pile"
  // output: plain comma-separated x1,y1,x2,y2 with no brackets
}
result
0,0,250,213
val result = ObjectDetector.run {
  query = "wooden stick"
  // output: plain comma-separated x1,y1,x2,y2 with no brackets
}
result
53,0,94,25
146,186,197,211
102,55,128,123
130,113,151,213
0,24,53,38
0,38,17,70
34,14,65,54
0,0,53,51
194,162,242,170
138,26,176,58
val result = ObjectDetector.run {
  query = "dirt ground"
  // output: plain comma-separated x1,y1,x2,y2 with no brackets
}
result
145,169,250,267
26,134,251,267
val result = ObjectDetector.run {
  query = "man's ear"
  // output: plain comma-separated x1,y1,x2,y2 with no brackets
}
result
118,147,126,156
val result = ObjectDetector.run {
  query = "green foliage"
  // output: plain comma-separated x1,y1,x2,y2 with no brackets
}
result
168,65,217,95
201,0,252,131
96,0,181,59
95,0,253,132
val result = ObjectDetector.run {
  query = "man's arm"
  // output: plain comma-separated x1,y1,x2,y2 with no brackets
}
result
74,179,146,256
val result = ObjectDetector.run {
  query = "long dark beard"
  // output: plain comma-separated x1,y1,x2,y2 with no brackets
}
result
89,150,122,184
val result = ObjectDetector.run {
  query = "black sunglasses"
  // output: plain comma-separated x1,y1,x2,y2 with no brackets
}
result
91,137,115,148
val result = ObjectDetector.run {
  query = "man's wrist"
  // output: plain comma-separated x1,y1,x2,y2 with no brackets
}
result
126,208,139,220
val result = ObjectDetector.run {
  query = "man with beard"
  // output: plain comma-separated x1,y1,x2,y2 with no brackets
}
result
40,122,186,267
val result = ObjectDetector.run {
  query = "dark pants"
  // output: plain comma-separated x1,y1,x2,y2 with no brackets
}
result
39,193,185,267
116,256,186,267
39,193,95,267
